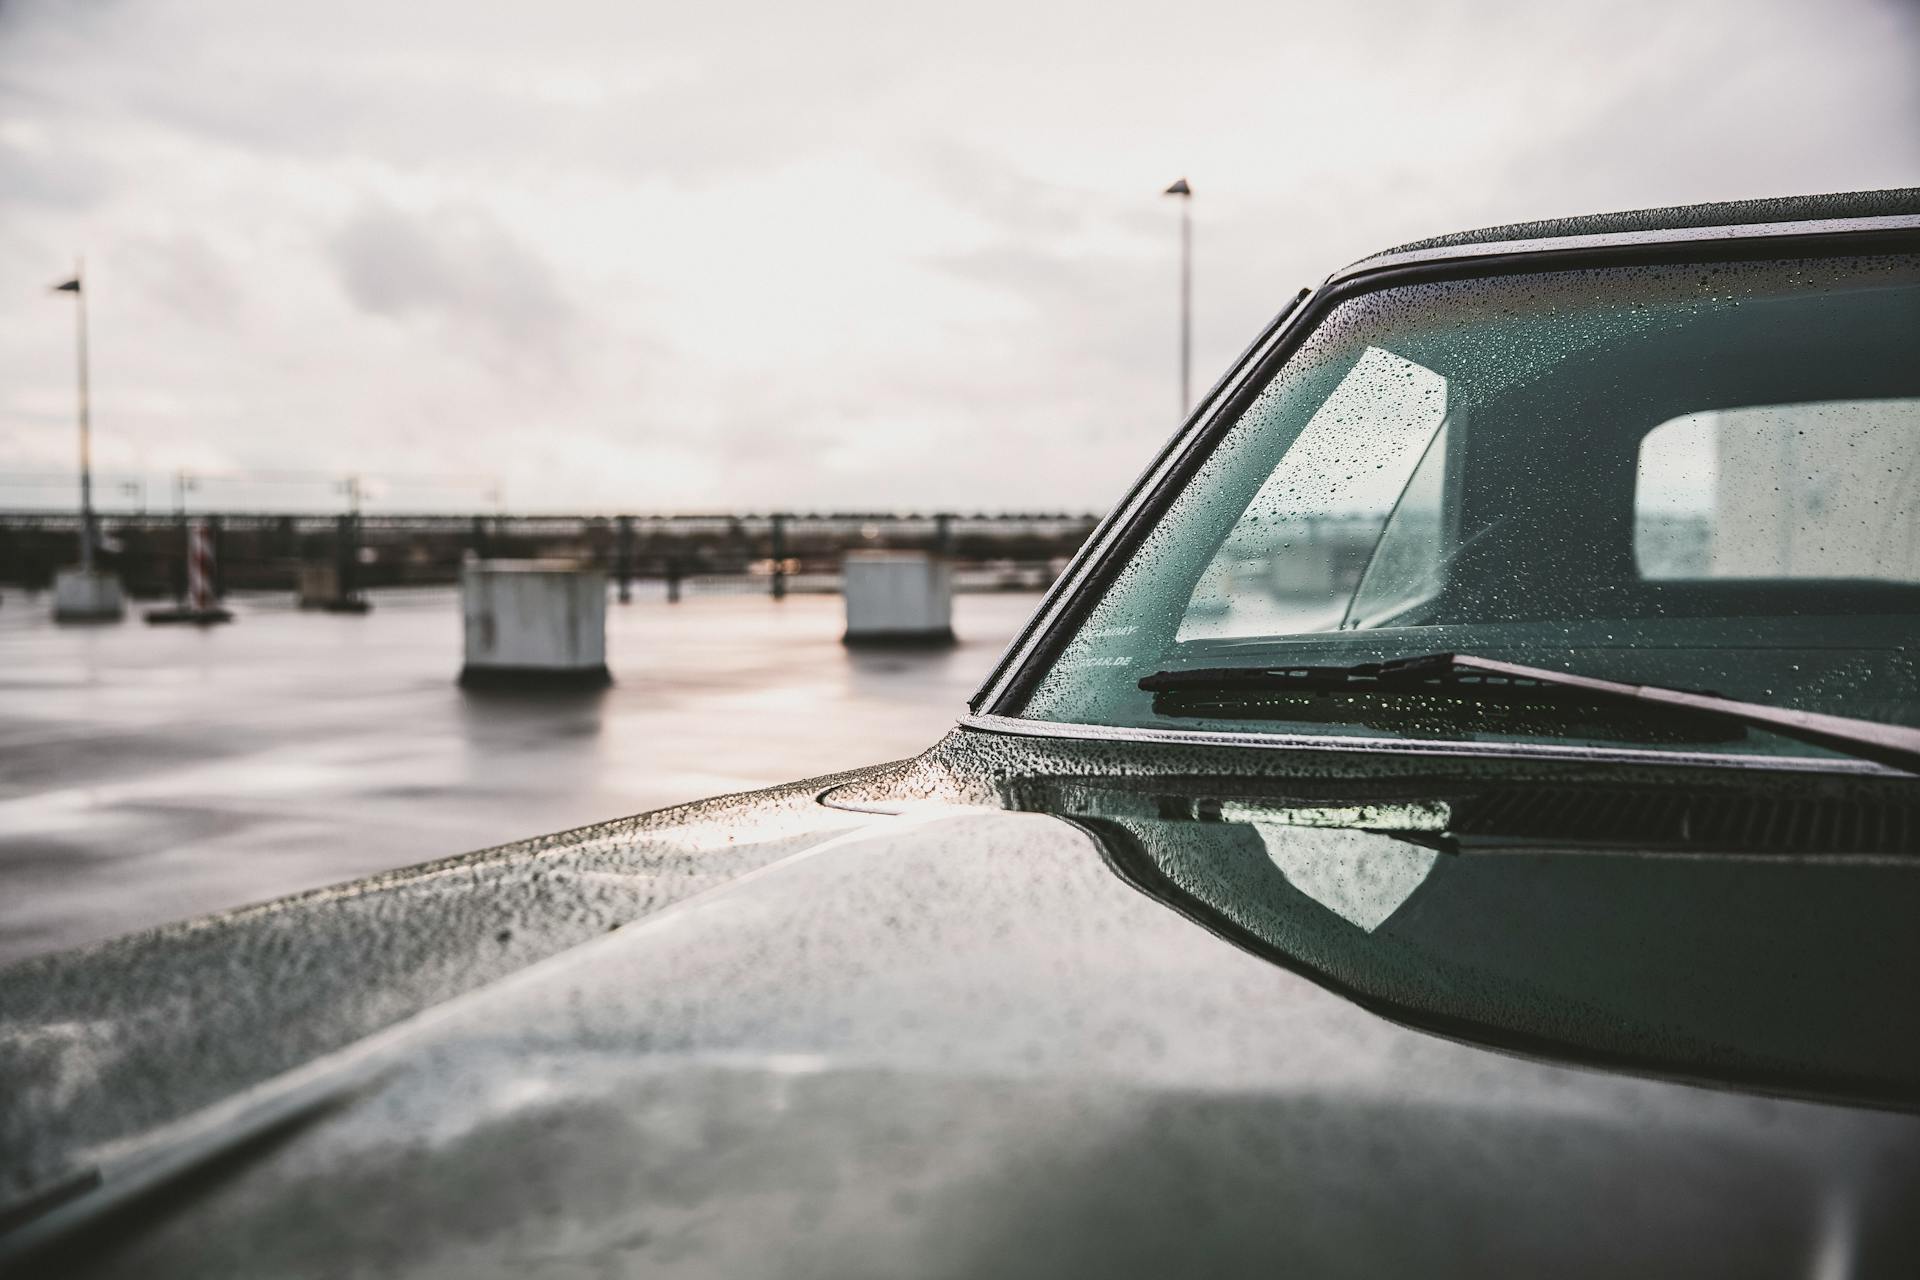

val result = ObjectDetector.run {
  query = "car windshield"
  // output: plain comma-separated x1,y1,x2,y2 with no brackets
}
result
1021,251,1920,766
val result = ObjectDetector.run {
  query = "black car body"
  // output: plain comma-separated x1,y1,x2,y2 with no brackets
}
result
6,189,1920,1277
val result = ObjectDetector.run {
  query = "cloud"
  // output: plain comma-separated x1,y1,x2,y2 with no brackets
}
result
1486,0,1920,217
908,139,1093,239
0,127,115,210
119,231,244,327
327,200,576,369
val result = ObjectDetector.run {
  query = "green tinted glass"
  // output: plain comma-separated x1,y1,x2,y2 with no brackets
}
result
1024,254,1920,762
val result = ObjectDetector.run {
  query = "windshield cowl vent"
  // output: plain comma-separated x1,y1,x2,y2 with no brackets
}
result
1452,786,1920,855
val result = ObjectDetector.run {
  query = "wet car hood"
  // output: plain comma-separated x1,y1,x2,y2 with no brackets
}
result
6,728,1920,1276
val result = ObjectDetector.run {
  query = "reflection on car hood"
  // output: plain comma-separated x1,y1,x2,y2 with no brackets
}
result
7,731,1920,1275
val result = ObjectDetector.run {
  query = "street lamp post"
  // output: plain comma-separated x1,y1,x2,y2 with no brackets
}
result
53,263,94,572
1163,179,1193,416
46,261,124,621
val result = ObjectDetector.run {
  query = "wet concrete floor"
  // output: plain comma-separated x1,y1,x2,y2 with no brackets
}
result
0,584,1043,965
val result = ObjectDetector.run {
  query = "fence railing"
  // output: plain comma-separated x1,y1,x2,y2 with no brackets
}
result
0,510,1105,599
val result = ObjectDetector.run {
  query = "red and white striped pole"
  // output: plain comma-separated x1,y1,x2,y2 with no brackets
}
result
143,516,229,624
187,519,215,612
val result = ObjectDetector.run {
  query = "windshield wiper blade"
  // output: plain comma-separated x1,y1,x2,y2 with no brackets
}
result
1139,652,1920,775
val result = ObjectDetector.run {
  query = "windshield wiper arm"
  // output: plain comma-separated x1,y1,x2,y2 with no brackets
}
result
1139,652,1920,775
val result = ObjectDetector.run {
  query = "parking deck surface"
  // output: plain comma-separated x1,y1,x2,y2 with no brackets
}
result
0,585,1042,965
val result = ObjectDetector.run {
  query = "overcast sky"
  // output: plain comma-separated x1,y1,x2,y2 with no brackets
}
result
3,0,1916,514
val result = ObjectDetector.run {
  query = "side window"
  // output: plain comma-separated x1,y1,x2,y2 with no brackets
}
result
1175,346,1449,640
1635,400,1920,582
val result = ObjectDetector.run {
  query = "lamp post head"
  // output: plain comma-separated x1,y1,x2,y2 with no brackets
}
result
1163,178,1192,197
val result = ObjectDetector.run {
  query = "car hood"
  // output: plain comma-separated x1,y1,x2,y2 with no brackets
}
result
7,734,1920,1276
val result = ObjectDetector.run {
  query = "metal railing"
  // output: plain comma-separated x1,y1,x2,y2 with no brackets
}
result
0,510,1104,599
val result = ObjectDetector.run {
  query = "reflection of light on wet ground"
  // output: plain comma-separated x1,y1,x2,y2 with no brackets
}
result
0,585,1043,964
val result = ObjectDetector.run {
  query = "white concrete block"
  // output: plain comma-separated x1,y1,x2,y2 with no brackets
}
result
52,568,125,623
297,563,341,607
295,562,371,613
1267,548,1337,597
460,560,609,687
842,551,954,645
